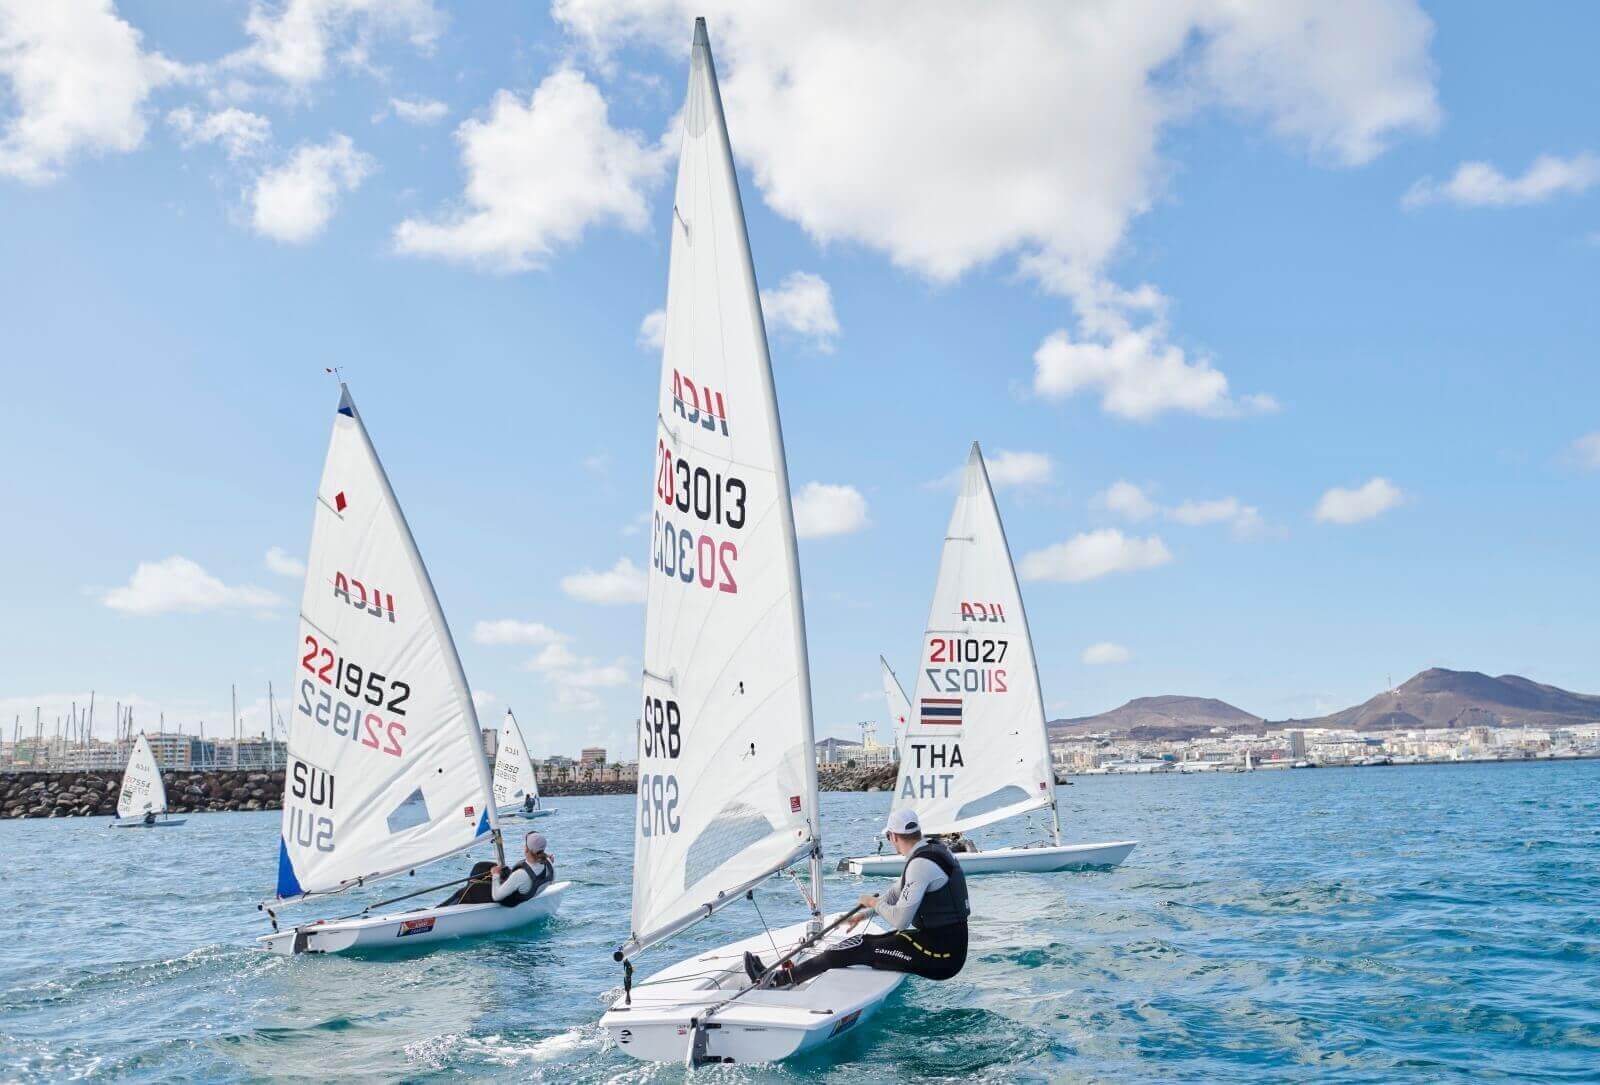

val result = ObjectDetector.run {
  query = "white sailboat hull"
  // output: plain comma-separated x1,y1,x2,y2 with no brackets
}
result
497,807,555,820
110,817,187,828
258,881,569,956
841,840,1138,877
602,915,903,1065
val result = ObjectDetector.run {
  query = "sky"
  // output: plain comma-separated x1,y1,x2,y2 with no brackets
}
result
1,1,1596,759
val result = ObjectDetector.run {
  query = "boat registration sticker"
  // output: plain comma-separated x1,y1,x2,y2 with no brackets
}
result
397,917,436,937
829,1009,863,1037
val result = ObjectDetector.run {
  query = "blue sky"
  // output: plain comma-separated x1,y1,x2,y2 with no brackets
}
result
1,1,1596,757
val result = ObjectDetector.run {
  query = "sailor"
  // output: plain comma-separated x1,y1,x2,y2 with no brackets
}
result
744,807,969,988
522,793,538,815
442,831,556,907
143,810,156,826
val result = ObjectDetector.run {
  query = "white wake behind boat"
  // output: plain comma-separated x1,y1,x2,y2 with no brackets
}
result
846,446,1136,877
492,708,555,820
599,20,902,1067
111,733,186,828
258,384,562,957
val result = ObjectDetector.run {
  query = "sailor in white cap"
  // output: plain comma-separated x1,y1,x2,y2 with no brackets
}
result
743,807,970,988
442,830,556,907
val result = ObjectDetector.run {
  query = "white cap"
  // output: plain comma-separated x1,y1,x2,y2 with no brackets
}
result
885,808,920,836
524,831,547,853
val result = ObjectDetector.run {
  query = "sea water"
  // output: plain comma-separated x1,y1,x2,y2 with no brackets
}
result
0,760,1595,1082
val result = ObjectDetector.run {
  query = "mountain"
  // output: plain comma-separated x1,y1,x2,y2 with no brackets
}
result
1048,695,1263,740
1283,668,1600,732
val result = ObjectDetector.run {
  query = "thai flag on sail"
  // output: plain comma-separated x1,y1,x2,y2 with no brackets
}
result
920,697,962,726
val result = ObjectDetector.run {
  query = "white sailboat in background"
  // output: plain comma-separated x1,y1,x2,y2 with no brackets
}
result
881,655,911,747
259,384,567,955
842,444,1137,877
111,733,185,827
599,20,902,1066
493,709,553,819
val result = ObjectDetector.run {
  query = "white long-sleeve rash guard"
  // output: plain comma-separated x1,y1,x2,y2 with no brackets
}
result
490,861,547,902
872,843,948,930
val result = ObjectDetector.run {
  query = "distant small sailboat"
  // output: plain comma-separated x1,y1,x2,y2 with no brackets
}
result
258,384,567,955
881,655,910,746
111,733,185,827
494,709,553,819
842,445,1136,877
599,20,902,1066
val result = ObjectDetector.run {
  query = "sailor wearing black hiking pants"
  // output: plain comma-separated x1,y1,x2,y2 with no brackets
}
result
744,807,969,987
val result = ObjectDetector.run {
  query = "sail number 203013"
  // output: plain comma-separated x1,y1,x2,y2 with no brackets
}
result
652,442,740,594
298,634,410,758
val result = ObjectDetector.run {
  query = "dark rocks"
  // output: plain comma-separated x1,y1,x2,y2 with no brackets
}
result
0,769,287,819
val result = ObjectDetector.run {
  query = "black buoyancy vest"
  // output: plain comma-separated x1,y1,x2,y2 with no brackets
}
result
497,859,554,907
901,841,970,930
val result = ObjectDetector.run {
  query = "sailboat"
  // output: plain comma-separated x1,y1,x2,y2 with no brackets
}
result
881,655,910,746
258,384,567,956
493,709,553,819
110,733,185,827
841,445,1137,877
599,20,903,1066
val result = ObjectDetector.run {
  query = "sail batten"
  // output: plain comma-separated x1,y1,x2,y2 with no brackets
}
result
274,385,498,903
893,444,1057,837
625,21,818,959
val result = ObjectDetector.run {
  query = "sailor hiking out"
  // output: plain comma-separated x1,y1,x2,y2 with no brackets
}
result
745,808,970,988
443,831,556,907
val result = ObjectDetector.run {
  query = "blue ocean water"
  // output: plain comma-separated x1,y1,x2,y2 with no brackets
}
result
1,761,1596,1082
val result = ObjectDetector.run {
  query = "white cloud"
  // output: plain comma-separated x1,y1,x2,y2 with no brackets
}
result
932,449,1054,490
248,133,372,242
264,546,305,577
760,271,839,352
472,618,567,646
1169,496,1266,540
560,662,629,689
0,0,187,183
1404,153,1600,209
1571,432,1600,470
387,95,448,125
792,482,869,539
101,556,284,615
1082,641,1132,665
525,642,581,671
1096,480,1158,521
394,68,668,270
638,307,666,350
561,557,648,604
1032,314,1278,421
1314,477,1403,524
985,450,1054,489
1018,529,1172,583
555,2,1433,416
167,106,270,159
229,0,443,87
471,690,497,710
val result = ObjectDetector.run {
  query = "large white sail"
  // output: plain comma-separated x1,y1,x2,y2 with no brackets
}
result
881,656,911,749
275,385,498,902
117,733,167,818
894,443,1057,836
624,19,818,957
493,709,541,813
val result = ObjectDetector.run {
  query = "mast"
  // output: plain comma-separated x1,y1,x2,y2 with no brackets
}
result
690,15,825,930
339,385,506,868
973,443,1063,845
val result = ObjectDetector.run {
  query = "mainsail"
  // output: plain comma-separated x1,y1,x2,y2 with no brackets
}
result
493,709,541,813
117,733,167,818
623,18,819,958
881,656,911,749
893,443,1059,837
274,385,499,902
